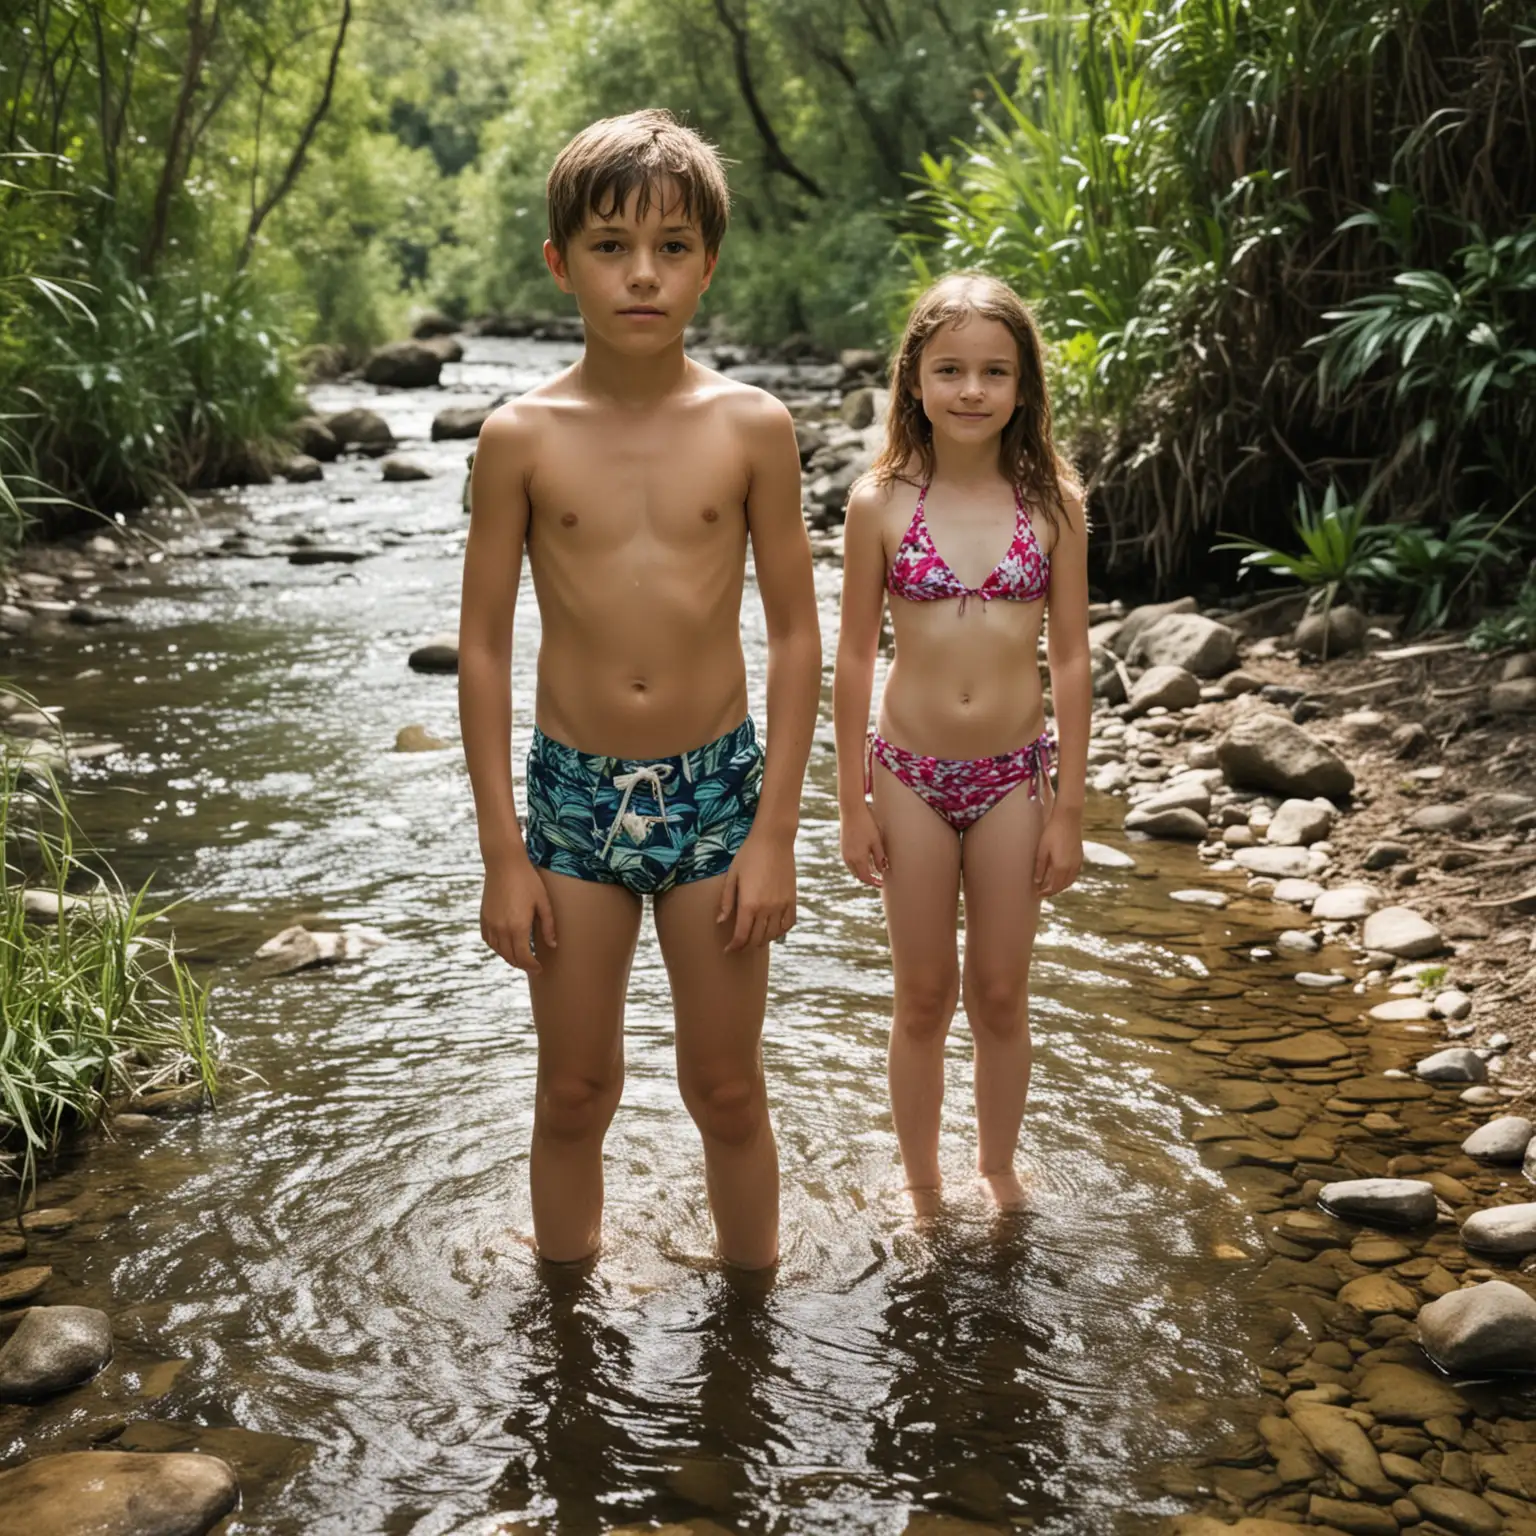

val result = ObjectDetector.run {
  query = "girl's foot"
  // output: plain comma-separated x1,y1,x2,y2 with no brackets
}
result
905,1183,942,1222
980,1169,1030,1211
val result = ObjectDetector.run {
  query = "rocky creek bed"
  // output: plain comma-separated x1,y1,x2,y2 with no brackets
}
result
2,327,1536,1535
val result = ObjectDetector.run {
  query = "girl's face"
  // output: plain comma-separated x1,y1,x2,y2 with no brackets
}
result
911,315,1022,447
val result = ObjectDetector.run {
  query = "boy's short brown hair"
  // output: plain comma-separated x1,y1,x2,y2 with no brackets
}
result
546,109,730,256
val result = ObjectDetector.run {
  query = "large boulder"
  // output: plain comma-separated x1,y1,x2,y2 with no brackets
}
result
289,414,339,461
420,335,463,364
1418,1280,1536,1374
0,1450,238,1535
0,1306,112,1400
411,308,459,338
1110,597,1198,658
1216,713,1354,798
362,340,444,388
1126,613,1237,676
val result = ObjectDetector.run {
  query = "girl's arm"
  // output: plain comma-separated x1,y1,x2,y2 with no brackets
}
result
1038,488,1092,895
833,482,891,886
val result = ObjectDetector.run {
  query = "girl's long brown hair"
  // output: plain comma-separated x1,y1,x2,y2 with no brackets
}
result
868,271,1080,533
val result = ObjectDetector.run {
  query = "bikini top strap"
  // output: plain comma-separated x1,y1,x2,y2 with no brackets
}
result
895,483,930,556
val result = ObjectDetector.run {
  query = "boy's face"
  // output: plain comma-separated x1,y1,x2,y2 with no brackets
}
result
545,180,717,353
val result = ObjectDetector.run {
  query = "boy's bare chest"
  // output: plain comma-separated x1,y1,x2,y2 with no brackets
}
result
529,420,749,552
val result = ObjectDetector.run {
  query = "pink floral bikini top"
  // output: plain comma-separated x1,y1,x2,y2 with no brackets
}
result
886,482,1049,613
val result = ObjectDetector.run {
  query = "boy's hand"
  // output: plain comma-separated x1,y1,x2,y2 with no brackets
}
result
1033,807,1084,898
481,854,557,973
718,830,796,951
839,800,888,888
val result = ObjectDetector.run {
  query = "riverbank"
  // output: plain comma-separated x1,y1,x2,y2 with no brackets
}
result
3,329,1536,1535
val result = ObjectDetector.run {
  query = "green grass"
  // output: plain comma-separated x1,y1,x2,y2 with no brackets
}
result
1,725,217,1196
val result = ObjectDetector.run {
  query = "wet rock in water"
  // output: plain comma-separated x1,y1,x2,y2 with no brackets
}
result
1351,1236,1411,1265
325,407,395,454
0,1305,112,1400
1433,988,1472,1020
1127,663,1201,714
1462,1116,1533,1163
1129,777,1213,816
363,340,444,388
19,1208,75,1234
409,633,458,673
1306,1496,1395,1536
290,414,340,461
1295,971,1348,988
394,724,450,752
253,923,388,975
411,308,458,339
278,454,324,483
1418,1279,1536,1374
1415,1047,1486,1083
0,1266,52,1305
1266,798,1334,846
1170,889,1228,907
1255,1032,1351,1066
1490,678,1536,714
1318,1178,1435,1226
1109,596,1198,658
288,545,371,566
381,456,432,482
1126,613,1237,677
1124,805,1206,839
1234,845,1316,879
1294,603,1367,658
421,335,463,364
1272,877,1325,904
1337,1274,1418,1315
1277,929,1320,953
1081,841,1135,869
1356,1362,1469,1422
1217,713,1354,798
1407,1484,1503,1536
1362,906,1444,959
1461,1202,1536,1255
839,387,886,430
1310,885,1382,922
0,1449,239,1536
432,404,497,440
0,1232,24,1260
1166,1520,1343,1536
1286,1401,1398,1499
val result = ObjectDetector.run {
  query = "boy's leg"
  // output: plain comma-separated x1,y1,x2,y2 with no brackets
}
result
653,876,778,1269
526,871,643,1262
871,762,963,1200
958,788,1048,1207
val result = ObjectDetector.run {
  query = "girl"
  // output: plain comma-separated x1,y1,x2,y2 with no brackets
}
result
833,272,1091,1213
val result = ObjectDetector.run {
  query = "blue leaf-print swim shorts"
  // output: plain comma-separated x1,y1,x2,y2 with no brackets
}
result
523,718,763,897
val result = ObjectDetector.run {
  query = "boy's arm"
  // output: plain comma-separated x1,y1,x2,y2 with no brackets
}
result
726,394,822,950
458,408,556,971
1039,488,1092,895
832,482,890,886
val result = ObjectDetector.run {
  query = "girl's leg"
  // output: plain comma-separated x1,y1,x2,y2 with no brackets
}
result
959,783,1048,1208
526,873,644,1261
654,873,777,1269
871,761,963,1202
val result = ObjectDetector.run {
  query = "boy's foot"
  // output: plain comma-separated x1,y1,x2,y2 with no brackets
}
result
980,1169,1030,1211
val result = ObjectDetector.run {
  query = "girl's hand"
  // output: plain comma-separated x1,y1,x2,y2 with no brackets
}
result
1033,808,1083,898
839,800,889,887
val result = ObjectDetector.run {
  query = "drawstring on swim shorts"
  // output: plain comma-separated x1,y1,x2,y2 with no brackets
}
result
600,754,695,856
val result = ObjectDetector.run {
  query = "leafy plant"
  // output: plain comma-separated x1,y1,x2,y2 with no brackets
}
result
1215,481,1388,610
1370,512,1512,635
1469,571,1536,653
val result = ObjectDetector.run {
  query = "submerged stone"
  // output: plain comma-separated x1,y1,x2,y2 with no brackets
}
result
1419,1281,1536,1374
0,1305,112,1400
1317,1178,1436,1226
0,1450,238,1536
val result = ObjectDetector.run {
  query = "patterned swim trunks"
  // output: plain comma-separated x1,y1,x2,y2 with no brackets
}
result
524,718,763,897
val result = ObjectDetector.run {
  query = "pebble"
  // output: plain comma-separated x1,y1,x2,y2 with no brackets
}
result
1267,798,1334,846
1318,1178,1436,1226
1337,1274,1417,1315
1461,1203,1536,1255
1407,1484,1504,1536
18,1208,76,1234
1124,805,1207,839
1169,889,1228,907
394,724,450,752
1277,929,1320,953
1459,1086,1501,1106
1408,803,1475,834
0,1266,51,1305
381,456,432,482
1222,824,1255,847
1462,1116,1534,1163
1367,998,1434,1022
1273,878,1326,904
1418,1279,1536,1374
1234,846,1316,879
1295,972,1348,988
0,1305,112,1400
1081,841,1136,869
408,633,459,673
0,1450,239,1536
1415,1047,1486,1083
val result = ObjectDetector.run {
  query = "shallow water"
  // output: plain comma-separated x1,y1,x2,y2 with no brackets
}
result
0,338,1374,1534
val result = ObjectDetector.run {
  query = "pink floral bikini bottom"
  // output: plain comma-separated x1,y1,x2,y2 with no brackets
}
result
865,730,1055,833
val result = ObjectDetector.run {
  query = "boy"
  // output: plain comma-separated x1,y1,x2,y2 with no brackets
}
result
458,110,821,1270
